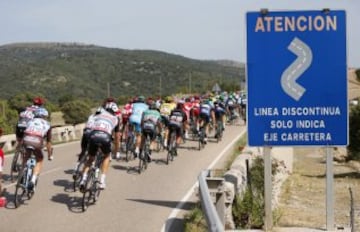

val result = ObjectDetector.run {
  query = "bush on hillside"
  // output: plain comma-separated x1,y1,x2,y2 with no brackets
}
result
61,100,91,125
348,104,360,160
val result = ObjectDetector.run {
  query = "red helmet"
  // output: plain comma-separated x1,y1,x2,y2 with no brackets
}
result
33,97,45,106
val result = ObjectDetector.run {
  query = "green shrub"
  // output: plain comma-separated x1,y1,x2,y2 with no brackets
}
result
183,203,207,232
348,104,360,160
61,100,91,125
232,156,279,229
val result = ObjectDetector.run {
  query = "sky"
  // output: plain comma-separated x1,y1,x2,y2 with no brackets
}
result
0,0,359,68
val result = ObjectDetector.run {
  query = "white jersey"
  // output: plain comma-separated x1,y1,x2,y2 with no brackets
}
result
91,111,119,135
24,118,51,138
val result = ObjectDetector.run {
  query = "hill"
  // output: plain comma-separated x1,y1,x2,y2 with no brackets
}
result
0,42,245,103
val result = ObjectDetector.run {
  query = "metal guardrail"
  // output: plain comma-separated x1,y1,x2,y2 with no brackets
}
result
198,170,224,232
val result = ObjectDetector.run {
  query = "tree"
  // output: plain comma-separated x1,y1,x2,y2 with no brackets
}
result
348,104,360,160
61,100,91,125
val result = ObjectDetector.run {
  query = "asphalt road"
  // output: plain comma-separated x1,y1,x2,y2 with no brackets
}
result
0,123,246,232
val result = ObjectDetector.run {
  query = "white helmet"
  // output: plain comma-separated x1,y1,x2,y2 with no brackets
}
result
104,102,119,115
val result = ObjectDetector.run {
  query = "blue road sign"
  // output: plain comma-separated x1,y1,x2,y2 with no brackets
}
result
246,10,348,146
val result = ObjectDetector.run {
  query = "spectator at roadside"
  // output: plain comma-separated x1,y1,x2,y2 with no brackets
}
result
0,128,4,194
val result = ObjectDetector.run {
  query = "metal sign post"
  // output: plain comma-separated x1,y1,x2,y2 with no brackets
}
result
326,146,334,231
264,147,273,230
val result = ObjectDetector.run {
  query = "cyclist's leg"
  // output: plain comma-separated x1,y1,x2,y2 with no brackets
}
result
134,122,142,156
99,134,112,189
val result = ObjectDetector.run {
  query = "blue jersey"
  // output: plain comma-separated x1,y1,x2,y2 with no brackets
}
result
129,102,149,124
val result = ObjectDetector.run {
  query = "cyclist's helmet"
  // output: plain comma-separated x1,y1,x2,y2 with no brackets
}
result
104,102,119,115
95,106,104,115
164,96,173,103
176,101,184,109
34,107,49,118
149,102,157,110
105,97,115,103
33,97,45,106
137,95,145,103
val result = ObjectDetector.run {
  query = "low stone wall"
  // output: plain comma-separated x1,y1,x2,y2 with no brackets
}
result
0,123,86,152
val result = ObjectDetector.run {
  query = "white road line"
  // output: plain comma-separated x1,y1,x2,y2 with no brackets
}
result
160,129,247,232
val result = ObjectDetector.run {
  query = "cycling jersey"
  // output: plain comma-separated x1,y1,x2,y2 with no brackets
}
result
160,102,176,117
17,106,39,127
0,148,4,172
142,109,161,139
168,109,186,128
121,103,132,124
91,110,120,135
129,102,149,132
23,118,52,149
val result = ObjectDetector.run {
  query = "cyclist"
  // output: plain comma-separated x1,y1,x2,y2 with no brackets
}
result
159,96,176,148
0,128,3,193
79,102,120,191
140,103,162,162
15,97,46,150
182,97,193,139
197,98,215,144
22,107,53,191
103,97,122,160
225,93,237,122
213,99,227,138
73,106,104,177
129,96,149,158
167,102,187,148
120,97,133,149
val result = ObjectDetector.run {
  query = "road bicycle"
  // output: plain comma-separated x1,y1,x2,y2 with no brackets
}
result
214,119,224,143
198,125,206,150
125,124,136,162
154,131,164,153
81,144,105,212
14,147,37,208
166,127,177,165
138,134,151,174
10,144,25,182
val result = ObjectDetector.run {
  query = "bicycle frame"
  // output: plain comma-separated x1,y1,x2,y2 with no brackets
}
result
14,148,37,208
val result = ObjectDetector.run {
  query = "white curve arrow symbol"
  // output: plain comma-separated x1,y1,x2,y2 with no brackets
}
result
281,37,312,101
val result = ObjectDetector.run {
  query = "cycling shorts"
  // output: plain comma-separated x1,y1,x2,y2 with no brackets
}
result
199,112,211,124
16,126,27,140
168,123,183,138
142,121,157,140
87,130,112,156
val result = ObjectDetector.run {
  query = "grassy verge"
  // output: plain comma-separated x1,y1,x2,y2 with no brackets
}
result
183,132,248,232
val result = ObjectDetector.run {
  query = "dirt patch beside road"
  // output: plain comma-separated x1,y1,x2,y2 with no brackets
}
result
277,147,360,231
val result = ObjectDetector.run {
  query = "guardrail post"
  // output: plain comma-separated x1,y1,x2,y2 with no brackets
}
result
198,170,225,232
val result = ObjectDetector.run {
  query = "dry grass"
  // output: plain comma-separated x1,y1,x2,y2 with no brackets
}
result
277,147,360,230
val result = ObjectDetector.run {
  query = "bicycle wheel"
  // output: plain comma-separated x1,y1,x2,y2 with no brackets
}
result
14,169,26,208
155,134,163,152
138,136,150,173
82,171,96,212
216,120,223,142
73,154,87,192
10,148,23,182
138,150,148,174
125,135,134,162
198,127,205,150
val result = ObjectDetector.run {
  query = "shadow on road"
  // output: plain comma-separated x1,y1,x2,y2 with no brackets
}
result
51,193,84,213
126,198,196,210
